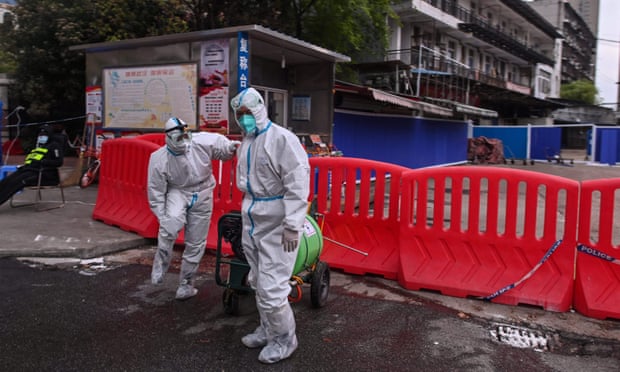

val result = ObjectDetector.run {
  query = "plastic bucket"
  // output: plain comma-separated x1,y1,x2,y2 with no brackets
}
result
292,215,323,275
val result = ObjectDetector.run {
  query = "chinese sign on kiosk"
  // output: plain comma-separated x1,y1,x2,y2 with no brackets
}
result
237,32,249,91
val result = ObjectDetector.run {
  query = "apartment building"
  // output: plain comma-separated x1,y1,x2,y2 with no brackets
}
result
567,0,599,37
529,0,596,84
359,0,565,124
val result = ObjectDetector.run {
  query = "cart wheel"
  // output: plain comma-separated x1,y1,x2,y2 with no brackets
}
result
310,261,330,308
222,289,239,315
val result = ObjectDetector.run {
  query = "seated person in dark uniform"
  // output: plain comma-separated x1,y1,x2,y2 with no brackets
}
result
0,124,64,206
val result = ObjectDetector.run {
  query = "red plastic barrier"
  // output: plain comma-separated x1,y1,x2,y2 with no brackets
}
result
207,157,242,253
309,157,409,279
92,138,161,237
574,179,620,320
398,166,579,312
134,133,165,146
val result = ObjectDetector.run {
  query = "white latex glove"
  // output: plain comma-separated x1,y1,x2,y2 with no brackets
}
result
282,228,299,253
228,140,241,153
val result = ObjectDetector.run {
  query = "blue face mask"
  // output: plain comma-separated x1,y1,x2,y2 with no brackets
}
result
37,135,48,145
239,114,256,134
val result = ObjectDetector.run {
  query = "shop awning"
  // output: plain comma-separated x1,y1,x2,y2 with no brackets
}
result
369,88,453,117
411,68,453,76
454,102,498,118
424,97,498,118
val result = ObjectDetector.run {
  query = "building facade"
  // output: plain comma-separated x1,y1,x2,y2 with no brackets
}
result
529,0,597,84
567,0,600,37
369,0,565,124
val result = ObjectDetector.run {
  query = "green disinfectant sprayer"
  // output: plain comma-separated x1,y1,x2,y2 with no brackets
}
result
215,211,330,315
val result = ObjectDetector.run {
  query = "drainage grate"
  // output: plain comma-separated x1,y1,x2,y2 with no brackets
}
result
490,324,551,351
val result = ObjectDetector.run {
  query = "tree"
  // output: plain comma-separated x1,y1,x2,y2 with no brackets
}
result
176,0,394,82
301,0,393,61
0,0,394,119
560,79,599,105
0,0,188,119
299,0,395,82
178,0,293,33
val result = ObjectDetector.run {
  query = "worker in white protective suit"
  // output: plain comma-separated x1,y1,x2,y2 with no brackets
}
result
230,87,310,364
148,117,240,300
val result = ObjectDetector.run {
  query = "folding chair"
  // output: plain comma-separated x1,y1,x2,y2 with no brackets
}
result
0,165,19,181
10,167,65,211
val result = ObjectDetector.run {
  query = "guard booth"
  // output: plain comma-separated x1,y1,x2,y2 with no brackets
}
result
70,24,350,142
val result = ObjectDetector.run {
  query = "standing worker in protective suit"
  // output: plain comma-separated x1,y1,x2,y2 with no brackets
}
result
0,124,63,206
230,87,310,364
147,117,240,300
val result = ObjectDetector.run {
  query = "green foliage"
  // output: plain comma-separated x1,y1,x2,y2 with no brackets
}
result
560,79,599,105
0,0,188,119
179,0,293,32
0,0,394,118
301,0,395,64
163,0,394,82
91,0,189,41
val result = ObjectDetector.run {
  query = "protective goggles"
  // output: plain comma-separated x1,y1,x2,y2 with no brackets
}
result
165,125,190,142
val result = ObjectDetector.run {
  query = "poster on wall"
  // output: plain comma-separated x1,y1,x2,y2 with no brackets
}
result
85,85,102,123
292,96,311,121
103,64,197,129
199,39,229,133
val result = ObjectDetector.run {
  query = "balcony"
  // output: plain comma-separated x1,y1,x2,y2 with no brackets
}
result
419,0,555,66
407,46,531,93
359,47,533,111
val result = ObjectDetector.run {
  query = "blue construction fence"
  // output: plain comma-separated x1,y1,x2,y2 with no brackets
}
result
332,111,620,168
333,110,469,169
473,124,620,165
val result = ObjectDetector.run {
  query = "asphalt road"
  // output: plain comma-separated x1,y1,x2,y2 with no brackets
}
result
1,249,619,372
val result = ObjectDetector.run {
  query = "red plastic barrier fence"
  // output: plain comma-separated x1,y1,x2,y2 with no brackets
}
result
574,179,620,320
207,156,242,254
134,133,165,146
398,166,579,312
92,138,161,237
309,157,409,279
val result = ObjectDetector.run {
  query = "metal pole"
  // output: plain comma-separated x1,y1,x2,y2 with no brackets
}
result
466,72,470,105
323,236,369,256
416,44,422,97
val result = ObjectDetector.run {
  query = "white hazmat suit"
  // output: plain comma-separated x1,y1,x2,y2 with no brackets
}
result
230,88,310,364
148,117,239,300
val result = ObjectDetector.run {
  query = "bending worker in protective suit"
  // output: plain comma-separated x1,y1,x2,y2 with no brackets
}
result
147,117,240,300
0,124,63,206
230,87,310,364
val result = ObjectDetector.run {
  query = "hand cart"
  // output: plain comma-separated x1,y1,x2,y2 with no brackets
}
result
545,147,574,165
215,211,330,315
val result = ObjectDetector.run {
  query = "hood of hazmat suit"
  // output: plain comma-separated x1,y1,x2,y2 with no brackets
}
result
165,117,191,154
